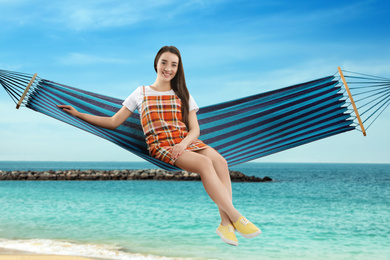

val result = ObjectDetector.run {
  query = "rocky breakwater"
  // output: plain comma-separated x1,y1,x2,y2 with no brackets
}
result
0,169,272,182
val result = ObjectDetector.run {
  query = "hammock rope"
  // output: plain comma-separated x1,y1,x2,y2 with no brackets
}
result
338,70,390,131
1,68,389,170
0,70,41,106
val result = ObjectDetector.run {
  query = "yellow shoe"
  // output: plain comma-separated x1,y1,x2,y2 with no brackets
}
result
216,224,238,246
233,216,261,238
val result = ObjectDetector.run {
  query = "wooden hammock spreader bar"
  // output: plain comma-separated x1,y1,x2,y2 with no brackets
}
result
338,67,366,136
16,73,37,109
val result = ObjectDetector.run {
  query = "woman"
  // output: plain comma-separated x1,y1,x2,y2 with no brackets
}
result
58,46,261,246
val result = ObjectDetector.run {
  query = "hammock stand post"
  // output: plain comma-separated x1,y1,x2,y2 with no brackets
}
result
338,67,366,136
16,73,38,109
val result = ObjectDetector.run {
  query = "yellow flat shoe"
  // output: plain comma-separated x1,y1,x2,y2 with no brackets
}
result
216,224,238,246
233,216,261,238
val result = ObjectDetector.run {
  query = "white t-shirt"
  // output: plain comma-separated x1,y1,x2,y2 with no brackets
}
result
122,86,199,113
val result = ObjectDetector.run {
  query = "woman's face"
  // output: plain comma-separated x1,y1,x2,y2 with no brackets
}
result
156,52,179,82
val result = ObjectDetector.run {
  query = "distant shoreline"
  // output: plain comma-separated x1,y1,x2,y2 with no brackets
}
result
0,169,272,182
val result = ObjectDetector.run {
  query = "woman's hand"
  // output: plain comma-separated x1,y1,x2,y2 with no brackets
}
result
171,142,187,161
171,110,200,161
57,105,80,117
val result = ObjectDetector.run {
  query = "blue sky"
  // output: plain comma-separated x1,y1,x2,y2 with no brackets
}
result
1,0,389,163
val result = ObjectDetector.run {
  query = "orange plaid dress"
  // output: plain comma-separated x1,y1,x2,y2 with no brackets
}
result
140,86,209,165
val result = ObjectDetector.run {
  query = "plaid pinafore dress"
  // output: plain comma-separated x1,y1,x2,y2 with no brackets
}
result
140,86,209,165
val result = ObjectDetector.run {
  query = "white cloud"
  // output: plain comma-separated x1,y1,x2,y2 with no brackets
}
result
0,0,162,30
340,60,390,76
63,3,145,30
46,0,177,31
0,0,229,31
58,53,129,65
0,64,23,71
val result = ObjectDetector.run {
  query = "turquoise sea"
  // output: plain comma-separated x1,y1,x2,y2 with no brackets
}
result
0,161,389,259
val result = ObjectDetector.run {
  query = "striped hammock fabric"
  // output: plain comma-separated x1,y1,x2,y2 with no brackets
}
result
1,69,388,171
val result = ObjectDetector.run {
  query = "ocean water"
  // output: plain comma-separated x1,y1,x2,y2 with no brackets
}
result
0,161,389,260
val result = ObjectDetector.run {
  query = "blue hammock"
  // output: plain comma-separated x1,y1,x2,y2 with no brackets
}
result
1,69,389,171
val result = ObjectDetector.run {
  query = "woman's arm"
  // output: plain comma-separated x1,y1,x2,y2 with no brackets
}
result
171,109,201,160
57,105,132,130
180,110,201,146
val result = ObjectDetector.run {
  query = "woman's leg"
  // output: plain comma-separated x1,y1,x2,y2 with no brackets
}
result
175,151,241,223
196,148,233,226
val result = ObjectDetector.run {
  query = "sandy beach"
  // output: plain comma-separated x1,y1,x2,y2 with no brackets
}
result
0,256,94,260
0,248,97,260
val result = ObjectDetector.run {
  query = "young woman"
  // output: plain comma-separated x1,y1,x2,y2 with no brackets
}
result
58,46,261,246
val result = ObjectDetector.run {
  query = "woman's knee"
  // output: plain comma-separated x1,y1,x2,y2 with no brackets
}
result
216,154,228,167
210,150,228,167
175,151,214,175
201,148,227,165
196,156,215,174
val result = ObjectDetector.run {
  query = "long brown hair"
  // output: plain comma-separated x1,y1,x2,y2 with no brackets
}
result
154,46,190,128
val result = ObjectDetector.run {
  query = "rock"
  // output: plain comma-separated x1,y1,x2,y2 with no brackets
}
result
0,169,271,182
155,172,164,179
165,173,173,180
140,172,149,179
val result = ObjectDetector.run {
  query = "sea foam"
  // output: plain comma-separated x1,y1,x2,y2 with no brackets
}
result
0,238,188,260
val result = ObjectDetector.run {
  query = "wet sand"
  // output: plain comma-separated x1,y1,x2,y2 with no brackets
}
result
0,247,98,260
